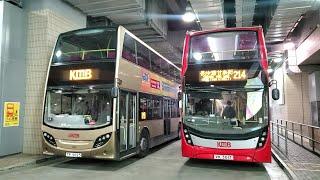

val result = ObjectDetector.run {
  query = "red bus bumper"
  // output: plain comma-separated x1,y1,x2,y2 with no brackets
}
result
181,128,271,163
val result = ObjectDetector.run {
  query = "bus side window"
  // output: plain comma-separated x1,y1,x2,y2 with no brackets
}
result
171,99,177,118
151,96,162,120
122,33,136,63
150,52,161,74
147,97,152,120
164,99,169,119
136,42,151,70
139,96,148,121
161,61,170,78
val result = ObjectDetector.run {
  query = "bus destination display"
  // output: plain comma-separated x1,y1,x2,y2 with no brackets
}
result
199,69,247,82
69,69,93,80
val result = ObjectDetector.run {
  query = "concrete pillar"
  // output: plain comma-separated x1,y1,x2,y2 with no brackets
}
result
22,0,86,154
0,1,26,156
309,71,320,126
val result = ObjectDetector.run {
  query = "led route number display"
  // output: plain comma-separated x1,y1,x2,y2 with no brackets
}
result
199,69,247,82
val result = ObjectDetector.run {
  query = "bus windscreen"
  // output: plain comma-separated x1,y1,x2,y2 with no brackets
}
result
52,28,117,63
44,87,113,129
189,31,259,63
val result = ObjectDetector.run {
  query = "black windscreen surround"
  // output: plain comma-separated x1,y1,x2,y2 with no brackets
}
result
48,62,115,86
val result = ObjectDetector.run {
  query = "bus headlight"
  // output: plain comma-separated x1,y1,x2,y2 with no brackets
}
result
43,132,57,146
257,128,268,148
93,133,112,148
183,127,193,146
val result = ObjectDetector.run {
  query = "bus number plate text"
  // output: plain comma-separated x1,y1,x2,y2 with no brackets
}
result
66,152,82,158
214,155,233,160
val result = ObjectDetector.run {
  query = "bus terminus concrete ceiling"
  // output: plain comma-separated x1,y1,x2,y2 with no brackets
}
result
42,26,181,160
180,27,279,163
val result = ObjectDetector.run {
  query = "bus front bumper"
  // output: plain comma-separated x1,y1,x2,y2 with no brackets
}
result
181,130,271,163
42,138,116,160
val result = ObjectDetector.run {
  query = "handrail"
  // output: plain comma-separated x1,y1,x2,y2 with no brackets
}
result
285,120,320,129
62,48,116,55
271,119,320,156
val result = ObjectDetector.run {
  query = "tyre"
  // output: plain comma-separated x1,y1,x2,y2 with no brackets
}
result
137,130,150,158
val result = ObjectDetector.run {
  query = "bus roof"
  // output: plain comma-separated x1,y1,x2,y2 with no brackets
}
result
188,26,263,37
58,26,118,36
56,26,181,72
119,26,181,71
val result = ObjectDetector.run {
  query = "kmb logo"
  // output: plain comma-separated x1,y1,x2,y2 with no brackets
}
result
68,133,80,138
217,141,231,148
69,69,92,80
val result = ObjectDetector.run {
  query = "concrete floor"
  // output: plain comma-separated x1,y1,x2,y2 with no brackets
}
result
0,141,288,180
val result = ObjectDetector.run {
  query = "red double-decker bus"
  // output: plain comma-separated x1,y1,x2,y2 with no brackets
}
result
180,27,276,163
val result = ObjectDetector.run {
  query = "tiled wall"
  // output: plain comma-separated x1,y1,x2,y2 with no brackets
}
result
285,73,311,124
24,9,83,154
270,67,311,126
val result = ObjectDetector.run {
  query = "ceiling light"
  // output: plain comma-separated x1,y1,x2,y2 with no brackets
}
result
182,12,196,22
273,58,282,63
55,50,62,57
193,52,202,61
284,42,295,50
182,1,196,22
267,69,274,73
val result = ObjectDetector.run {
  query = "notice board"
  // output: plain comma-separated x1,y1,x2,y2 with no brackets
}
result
3,102,20,127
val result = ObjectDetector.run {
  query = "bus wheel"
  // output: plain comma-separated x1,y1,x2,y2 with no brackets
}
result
137,131,149,158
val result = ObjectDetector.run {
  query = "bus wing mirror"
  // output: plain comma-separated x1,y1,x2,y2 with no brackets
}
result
178,92,182,100
272,89,280,100
111,87,119,98
269,79,280,100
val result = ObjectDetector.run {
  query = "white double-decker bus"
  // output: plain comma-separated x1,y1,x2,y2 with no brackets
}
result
42,26,181,160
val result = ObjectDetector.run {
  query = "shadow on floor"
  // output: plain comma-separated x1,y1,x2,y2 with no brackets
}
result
52,139,179,171
183,158,266,172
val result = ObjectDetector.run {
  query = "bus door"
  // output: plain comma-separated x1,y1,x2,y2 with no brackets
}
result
119,90,137,153
163,98,171,136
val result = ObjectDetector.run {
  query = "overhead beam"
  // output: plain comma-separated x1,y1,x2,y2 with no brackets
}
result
164,0,186,14
253,0,278,33
223,0,236,27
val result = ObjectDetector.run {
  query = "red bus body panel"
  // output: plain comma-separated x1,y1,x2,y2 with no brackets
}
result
181,27,268,75
181,27,271,163
181,125,271,163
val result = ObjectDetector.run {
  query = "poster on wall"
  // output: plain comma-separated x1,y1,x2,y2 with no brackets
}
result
3,102,20,127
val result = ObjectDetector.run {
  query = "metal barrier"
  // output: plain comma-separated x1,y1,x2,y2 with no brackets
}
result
271,119,320,156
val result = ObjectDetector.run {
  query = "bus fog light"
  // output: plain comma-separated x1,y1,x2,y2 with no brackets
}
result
93,133,112,148
43,132,57,146
262,132,267,136
257,127,268,148
184,129,188,133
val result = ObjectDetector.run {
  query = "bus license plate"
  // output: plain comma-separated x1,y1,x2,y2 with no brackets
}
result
66,152,82,158
214,155,233,160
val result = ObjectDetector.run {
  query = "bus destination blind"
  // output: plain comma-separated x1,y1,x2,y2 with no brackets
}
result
199,69,247,82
